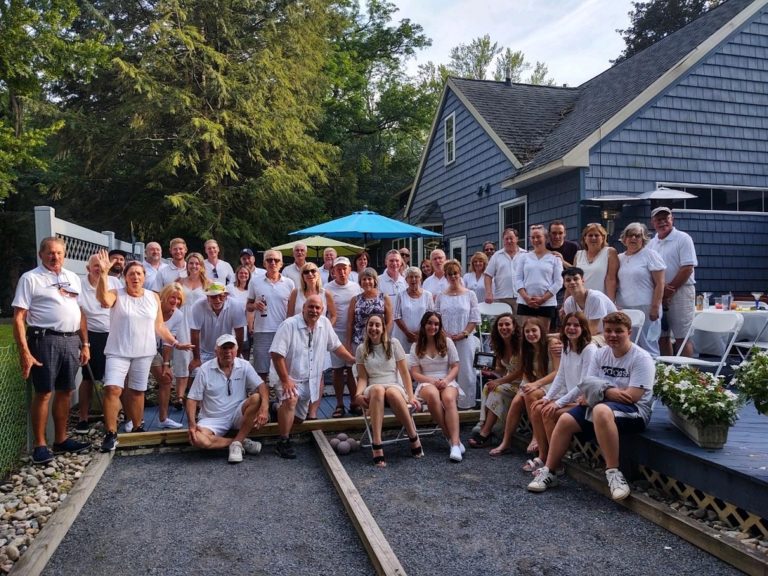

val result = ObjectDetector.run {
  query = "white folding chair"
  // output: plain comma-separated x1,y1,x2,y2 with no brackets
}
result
621,309,645,344
732,315,768,360
657,311,744,377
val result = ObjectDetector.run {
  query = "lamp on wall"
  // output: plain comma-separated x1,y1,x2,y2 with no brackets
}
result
601,207,621,236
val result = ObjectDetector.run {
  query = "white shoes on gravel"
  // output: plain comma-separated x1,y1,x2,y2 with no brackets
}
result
449,444,463,462
243,438,262,455
606,468,630,501
228,441,244,463
527,467,559,492
159,418,183,429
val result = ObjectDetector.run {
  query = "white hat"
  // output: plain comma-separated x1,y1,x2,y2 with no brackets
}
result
215,334,237,347
651,206,672,218
204,283,227,296
333,256,351,267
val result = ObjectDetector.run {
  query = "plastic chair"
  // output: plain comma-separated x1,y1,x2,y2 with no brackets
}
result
657,311,744,377
621,309,645,344
733,315,768,360
476,301,513,352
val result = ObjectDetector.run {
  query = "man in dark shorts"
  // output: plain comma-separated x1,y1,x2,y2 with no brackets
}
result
527,311,654,501
12,237,92,464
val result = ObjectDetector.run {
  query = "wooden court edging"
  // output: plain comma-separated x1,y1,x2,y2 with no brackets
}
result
12,452,113,576
566,462,768,576
312,430,406,576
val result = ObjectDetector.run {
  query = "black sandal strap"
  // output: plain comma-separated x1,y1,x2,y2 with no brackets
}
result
373,455,386,464
371,443,384,450
408,435,419,443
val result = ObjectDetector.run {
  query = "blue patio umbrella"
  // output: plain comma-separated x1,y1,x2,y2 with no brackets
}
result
290,209,441,246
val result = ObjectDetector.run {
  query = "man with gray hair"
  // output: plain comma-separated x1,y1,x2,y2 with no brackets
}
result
422,249,448,295
380,249,406,301
320,247,337,285
282,242,307,287
142,241,167,290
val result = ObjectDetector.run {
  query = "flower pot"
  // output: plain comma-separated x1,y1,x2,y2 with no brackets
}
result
668,409,729,449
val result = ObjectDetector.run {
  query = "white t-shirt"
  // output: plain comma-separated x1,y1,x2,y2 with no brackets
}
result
325,280,362,332
104,288,158,357
205,259,235,286
647,227,697,285
546,343,598,406
463,272,486,303
188,357,262,420
617,248,666,308
269,315,341,400
563,290,617,333
153,262,187,291
281,263,304,288
248,274,295,332
586,343,655,424
484,248,526,298
189,298,246,361
514,251,563,307
142,261,168,292
422,274,448,296
78,276,121,333
12,266,83,332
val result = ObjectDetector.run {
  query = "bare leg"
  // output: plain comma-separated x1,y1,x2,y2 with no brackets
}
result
658,336,673,357
52,390,73,444
31,392,52,447
332,368,346,410
123,388,145,429
78,380,93,422
368,386,386,446
176,376,189,401
103,386,123,433
591,404,620,468
489,393,525,454
385,388,419,446
151,366,172,422
419,385,446,434
544,413,582,470
277,396,298,437
525,391,547,460
232,395,263,442
440,387,460,446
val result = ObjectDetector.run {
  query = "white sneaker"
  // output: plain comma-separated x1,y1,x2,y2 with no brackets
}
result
449,444,463,462
527,466,559,493
606,469,630,501
228,441,244,463
159,418,183,429
123,420,133,433
243,438,262,455
459,442,466,455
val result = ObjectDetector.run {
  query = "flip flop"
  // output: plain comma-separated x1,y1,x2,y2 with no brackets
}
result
332,406,346,418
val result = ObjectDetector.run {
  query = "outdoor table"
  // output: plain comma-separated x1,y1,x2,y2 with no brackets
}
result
691,309,768,357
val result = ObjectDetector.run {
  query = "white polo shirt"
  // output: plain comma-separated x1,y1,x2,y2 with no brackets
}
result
422,274,448,296
269,315,341,400
648,227,697,285
281,263,304,288
153,262,187,291
188,357,262,420
484,248,526,298
189,298,246,360
78,276,121,333
379,271,406,299
248,274,295,332
142,260,168,292
12,266,82,332
205,259,235,286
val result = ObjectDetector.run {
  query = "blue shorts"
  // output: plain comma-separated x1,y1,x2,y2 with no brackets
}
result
568,402,646,441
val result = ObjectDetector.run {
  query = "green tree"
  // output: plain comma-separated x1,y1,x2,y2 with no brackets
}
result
493,49,529,82
615,0,724,62
527,61,555,86
448,34,502,80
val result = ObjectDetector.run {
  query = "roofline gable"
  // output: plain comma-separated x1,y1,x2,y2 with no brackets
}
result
503,0,768,189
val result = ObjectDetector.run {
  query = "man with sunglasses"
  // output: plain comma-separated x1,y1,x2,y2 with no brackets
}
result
187,334,269,463
247,250,295,381
204,239,235,285
12,237,92,464
189,283,246,375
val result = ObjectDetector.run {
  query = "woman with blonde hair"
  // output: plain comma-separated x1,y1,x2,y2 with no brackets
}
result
574,222,619,300
463,251,489,302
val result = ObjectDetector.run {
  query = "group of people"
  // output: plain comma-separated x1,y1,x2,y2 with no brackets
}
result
12,207,695,499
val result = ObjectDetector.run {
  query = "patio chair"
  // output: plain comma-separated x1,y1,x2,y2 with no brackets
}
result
656,311,744,377
732,315,768,361
476,301,513,351
621,309,645,344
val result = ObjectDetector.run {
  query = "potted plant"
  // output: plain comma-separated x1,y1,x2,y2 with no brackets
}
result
654,363,743,449
731,348,768,415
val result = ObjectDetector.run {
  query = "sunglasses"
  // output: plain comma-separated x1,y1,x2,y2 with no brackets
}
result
302,269,318,275
264,258,281,263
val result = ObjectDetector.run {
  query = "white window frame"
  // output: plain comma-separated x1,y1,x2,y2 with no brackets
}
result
449,236,467,271
498,197,527,250
658,182,768,214
444,112,456,166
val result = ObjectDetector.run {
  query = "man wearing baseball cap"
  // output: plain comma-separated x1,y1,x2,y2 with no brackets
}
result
648,206,698,357
188,283,246,374
186,334,268,463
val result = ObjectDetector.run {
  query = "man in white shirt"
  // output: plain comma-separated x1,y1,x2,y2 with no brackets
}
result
320,247,337,285
648,207,698,357
484,228,526,312
247,250,295,381
562,267,617,338
154,237,188,290
282,242,307,287
379,249,407,301
422,249,448,295
325,257,362,417
187,334,269,463
142,241,167,290
528,311,654,501
239,248,266,278
12,237,91,464
270,295,356,458
204,239,235,285
76,253,121,433
189,283,246,373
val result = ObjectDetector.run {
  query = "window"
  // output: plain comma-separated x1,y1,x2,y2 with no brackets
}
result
444,113,455,165
499,198,527,249
659,183,768,213
418,225,443,263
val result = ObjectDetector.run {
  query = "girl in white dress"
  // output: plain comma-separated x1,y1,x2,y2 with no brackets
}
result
434,260,481,409
409,311,463,462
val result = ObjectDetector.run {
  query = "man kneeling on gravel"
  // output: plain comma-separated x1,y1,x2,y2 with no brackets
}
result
186,334,269,463
527,311,655,501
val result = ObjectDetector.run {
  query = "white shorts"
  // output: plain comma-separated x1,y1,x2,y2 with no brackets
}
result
330,330,352,369
662,284,695,339
272,379,311,420
104,355,155,391
197,399,248,436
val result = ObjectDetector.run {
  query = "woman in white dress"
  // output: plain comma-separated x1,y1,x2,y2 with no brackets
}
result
574,222,619,300
616,222,666,357
354,314,422,468
409,311,463,462
95,252,193,452
435,260,481,409
175,252,209,403
463,251,488,303
393,266,434,350
227,265,253,360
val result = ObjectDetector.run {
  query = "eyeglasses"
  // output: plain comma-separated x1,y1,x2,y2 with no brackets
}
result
226,377,232,396
53,276,79,297
399,252,410,258
446,272,460,277
208,294,227,300
211,267,218,278
625,232,643,239
302,269,318,275
264,258,281,263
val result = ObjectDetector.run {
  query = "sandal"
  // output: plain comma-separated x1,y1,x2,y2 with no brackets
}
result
409,435,424,458
372,443,386,468
489,445,511,457
468,430,491,448
332,406,346,418
523,457,544,473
